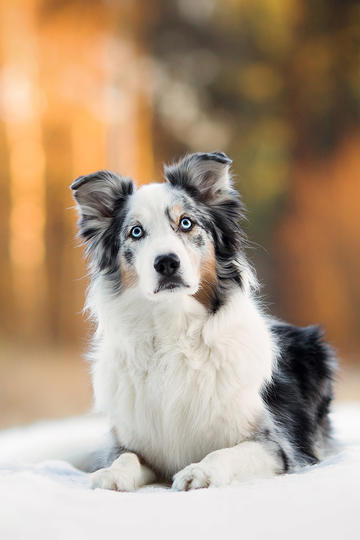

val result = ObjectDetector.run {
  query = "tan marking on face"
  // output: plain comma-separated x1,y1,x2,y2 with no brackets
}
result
168,204,184,225
119,257,138,289
186,241,201,269
193,243,217,309
187,225,200,238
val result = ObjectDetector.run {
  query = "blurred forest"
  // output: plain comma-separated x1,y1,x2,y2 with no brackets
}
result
0,0,359,426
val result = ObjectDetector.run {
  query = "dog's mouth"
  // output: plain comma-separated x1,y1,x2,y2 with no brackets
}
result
154,277,190,294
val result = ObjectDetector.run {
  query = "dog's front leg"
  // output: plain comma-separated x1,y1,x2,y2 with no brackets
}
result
90,452,156,492
172,441,284,491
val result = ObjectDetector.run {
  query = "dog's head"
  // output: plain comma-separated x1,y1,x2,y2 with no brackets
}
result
71,152,247,310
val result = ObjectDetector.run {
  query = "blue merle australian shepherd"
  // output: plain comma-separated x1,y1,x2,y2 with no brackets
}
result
71,151,336,491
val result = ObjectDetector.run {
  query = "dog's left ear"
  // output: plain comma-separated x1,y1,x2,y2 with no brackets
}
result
164,151,233,204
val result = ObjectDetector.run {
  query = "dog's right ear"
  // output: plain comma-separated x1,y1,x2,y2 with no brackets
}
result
70,170,135,242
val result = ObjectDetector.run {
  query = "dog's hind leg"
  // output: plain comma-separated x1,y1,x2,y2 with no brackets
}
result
90,452,157,491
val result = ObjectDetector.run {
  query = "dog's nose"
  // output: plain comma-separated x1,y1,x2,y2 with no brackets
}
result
154,253,180,277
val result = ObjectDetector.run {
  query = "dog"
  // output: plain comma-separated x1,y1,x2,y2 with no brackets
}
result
71,151,336,491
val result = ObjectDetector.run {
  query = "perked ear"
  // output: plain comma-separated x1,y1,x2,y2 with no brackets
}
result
70,170,134,242
164,151,233,204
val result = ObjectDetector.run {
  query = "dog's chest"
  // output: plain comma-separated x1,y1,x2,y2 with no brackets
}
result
94,323,265,478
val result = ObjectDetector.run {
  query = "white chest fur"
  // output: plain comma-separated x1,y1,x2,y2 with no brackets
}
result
89,283,276,477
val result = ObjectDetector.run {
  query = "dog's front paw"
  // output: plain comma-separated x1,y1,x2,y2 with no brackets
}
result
90,453,141,492
90,467,137,491
172,463,223,491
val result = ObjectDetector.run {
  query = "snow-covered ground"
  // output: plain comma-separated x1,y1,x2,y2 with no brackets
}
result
0,403,359,540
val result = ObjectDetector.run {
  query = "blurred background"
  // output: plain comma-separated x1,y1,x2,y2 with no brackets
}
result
0,0,359,429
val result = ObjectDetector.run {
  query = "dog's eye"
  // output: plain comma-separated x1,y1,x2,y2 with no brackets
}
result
180,217,193,232
130,226,144,239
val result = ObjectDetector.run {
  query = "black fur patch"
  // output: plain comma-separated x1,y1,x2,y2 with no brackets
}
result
123,249,134,265
262,322,336,466
194,234,205,247
278,446,290,473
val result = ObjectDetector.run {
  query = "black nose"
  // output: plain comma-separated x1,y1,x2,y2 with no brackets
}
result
154,253,180,277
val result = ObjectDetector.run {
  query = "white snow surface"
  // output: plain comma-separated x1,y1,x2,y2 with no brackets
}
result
0,403,359,540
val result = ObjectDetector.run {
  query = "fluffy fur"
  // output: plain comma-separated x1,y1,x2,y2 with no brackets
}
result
71,151,336,491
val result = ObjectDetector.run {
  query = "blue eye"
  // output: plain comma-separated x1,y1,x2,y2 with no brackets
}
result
130,225,144,239
180,217,193,231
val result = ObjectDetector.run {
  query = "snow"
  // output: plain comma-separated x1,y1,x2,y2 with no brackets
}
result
0,404,359,540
